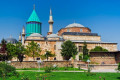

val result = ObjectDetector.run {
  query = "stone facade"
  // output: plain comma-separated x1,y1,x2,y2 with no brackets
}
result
58,27,91,36
63,35,101,41
90,52,120,64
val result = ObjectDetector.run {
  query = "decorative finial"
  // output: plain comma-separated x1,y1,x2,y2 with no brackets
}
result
50,8,52,16
33,4,35,10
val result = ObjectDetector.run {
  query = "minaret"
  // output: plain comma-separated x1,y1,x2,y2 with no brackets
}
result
19,33,21,42
48,8,54,35
22,26,25,45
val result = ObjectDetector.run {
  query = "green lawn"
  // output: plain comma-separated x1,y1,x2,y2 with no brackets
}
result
17,67,86,71
1,72,120,80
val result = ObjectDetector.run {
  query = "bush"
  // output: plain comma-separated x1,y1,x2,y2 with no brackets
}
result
0,62,19,77
118,63,120,71
44,66,52,73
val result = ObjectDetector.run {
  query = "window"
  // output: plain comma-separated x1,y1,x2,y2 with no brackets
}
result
80,29,83,32
79,46,82,52
38,43,40,47
36,58,40,60
54,45,56,50
67,29,70,32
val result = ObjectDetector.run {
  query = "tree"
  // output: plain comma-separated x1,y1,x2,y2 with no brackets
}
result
0,39,7,61
83,42,89,61
61,40,78,60
26,41,41,61
44,51,55,61
15,42,27,62
90,46,108,52
6,43,16,60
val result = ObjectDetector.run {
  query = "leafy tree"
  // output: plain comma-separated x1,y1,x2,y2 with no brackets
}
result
26,41,41,61
6,43,16,60
0,39,7,52
15,42,27,62
61,40,78,60
44,51,55,61
83,42,89,61
118,63,120,71
90,46,108,52
0,39,7,61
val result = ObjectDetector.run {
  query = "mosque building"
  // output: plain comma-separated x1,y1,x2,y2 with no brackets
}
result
19,6,118,61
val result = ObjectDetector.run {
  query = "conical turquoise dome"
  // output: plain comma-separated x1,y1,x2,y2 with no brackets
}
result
26,9,42,37
27,10,40,22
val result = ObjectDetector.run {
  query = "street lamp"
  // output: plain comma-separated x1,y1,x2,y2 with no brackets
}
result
37,60,43,72
7,61,11,64
87,59,90,72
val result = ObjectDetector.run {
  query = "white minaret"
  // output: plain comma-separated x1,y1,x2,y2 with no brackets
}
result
48,8,54,35
19,33,21,42
22,25,25,45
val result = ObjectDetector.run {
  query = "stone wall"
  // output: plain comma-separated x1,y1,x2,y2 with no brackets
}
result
10,61,86,69
58,27,91,36
63,35,101,41
75,43,117,51
90,52,118,64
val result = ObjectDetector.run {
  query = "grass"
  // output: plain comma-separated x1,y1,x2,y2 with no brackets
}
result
1,71,120,80
17,67,86,71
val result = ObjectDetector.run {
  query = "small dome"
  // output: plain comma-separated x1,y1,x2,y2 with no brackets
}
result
66,23,84,28
47,34,59,38
29,33,43,37
5,37,18,44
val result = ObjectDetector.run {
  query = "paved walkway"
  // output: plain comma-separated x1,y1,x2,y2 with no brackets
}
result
17,69,119,73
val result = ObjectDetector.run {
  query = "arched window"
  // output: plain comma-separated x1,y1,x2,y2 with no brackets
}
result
67,29,70,32
80,29,83,32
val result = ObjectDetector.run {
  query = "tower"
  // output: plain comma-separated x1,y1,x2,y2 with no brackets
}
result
26,5,42,36
19,33,21,42
48,8,54,35
22,26,25,45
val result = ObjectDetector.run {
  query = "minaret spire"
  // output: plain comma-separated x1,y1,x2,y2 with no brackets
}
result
48,8,54,35
50,8,52,16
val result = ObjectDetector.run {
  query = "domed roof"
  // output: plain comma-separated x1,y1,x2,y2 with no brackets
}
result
66,23,84,28
47,34,59,38
5,37,18,44
29,33,43,37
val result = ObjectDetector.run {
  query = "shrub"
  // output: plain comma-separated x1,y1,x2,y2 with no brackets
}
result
118,63,120,71
21,76,30,80
44,66,52,73
0,62,19,77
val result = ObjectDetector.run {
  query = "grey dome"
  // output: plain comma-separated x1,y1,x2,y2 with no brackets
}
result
29,33,43,37
66,23,84,28
5,38,18,44
47,34,59,38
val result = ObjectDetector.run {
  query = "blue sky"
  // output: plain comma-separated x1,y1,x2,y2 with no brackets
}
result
0,0,120,50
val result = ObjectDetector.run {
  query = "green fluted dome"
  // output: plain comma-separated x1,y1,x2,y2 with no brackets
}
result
27,9,40,22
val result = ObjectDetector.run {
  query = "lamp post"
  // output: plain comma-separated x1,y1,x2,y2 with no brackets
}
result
7,61,11,65
87,59,90,72
37,60,43,72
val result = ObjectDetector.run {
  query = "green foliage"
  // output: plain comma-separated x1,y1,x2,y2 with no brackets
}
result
6,43,16,60
21,76,30,80
26,41,41,61
44,66,52,73
79,54,83,60
61,40,78,60
90,46,108,52
15,42,27,62
117,63,120,71
83,42,89,61
0,62,19,77
44,51,55,60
